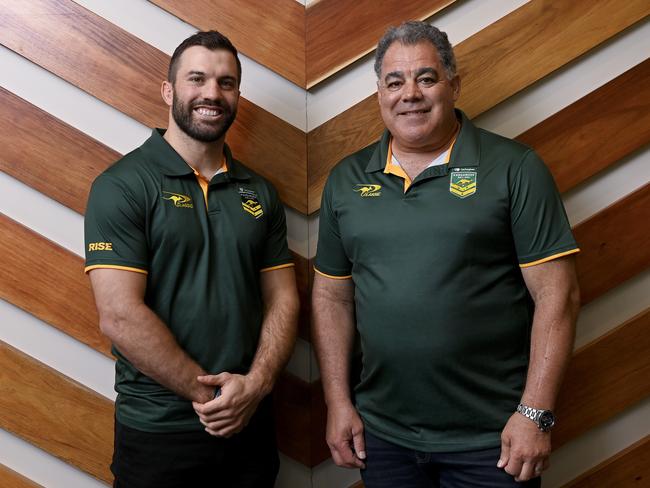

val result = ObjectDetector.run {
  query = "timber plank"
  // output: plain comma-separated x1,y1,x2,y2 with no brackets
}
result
0,0,308,213
573,182,650,305
0,342,114,483
0,87,119,215
306,0,650,213
0,465,42,488
554,309,650,448
149,0,305,86
305,0,454,88
517,59,650,193
562,435,650,488
0,215,109,356
292,252,311,341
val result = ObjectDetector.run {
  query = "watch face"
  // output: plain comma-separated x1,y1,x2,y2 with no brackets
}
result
539,411,555,431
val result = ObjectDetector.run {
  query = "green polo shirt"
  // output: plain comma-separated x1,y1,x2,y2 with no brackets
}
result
85,129,293,432
315,110,578,452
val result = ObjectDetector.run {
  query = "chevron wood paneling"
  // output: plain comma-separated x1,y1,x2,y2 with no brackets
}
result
150,0,305,86
293,252,311,341
305,0,454,88
0,0,308,214
0,465,42,488
574,182,650,305
0,215,109,356
0,341,114,483
554,309,650,448
562,435,650,488
306,0,650,213
0,88,119,215
517,59,650,193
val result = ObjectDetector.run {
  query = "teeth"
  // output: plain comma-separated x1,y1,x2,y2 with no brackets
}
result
195,107,220,116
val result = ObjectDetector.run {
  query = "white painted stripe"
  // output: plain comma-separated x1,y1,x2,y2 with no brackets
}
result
285,206,310,258
306,0,529,130
544,397,650,487
276,454,311,488
0,172,85,257
313,457,361,488
0,299,115,400
0,429,108,488
474,19,650,138
73,0,307,130
0,45,149,155
563,145,650,227
284,338,313,383
575,269,650,350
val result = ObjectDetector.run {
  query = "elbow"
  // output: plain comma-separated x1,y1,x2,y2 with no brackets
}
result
569,281,581,317
97,305,131,341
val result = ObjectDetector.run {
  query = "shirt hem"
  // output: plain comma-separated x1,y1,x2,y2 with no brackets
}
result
84,264,148,275
313,266,352,280
519,248,580,268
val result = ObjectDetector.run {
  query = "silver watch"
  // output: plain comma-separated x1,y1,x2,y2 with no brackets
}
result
516,403,555,432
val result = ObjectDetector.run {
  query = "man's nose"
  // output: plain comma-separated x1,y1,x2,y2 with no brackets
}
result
202,79,221,99
402,79,422,101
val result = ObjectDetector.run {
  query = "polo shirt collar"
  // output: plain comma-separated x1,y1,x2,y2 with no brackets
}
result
141,129,250,181
364,109,481,174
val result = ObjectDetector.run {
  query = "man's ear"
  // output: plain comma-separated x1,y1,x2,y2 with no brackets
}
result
161,80,173,107
451,75,461,102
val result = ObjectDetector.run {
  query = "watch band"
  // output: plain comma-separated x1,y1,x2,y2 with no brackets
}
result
517,403,542,423
517,403,555,432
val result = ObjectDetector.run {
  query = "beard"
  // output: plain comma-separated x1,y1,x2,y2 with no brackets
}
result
171,95,237,143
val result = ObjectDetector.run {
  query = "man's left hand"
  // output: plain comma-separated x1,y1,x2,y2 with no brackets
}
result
192,373,265,438
497,412,551,482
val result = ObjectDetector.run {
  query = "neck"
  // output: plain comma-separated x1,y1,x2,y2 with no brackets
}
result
392,119,459,165
163,123,225,179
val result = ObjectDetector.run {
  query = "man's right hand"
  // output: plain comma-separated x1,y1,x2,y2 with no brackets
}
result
326,401,366,469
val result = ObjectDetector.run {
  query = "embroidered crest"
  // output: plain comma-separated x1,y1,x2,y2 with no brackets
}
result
449,168,477,199
239,187,264,219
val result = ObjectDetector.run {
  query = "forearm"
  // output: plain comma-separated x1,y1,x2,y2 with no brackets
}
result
247,292,300,395
101,302,213,403
312,276,356,407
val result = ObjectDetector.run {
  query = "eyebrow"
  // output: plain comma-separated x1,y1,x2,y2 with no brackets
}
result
384,66,438,82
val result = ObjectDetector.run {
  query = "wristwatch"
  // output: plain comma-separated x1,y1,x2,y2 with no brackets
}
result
516,403,555,432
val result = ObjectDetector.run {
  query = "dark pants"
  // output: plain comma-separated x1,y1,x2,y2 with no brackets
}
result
111,401,279,488
361,431,541,488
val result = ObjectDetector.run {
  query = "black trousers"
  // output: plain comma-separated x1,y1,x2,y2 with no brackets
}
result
111,401,279,488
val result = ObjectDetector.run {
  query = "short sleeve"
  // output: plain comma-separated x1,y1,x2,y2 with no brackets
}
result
259,184,293,271
314,177,353,278
510,150,579,267
84,174,149,273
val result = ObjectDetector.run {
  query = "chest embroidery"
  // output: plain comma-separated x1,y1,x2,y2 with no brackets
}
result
450,168,477,198
239,187,264,219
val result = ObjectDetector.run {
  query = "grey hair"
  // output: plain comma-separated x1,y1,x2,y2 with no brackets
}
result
374,21,457,80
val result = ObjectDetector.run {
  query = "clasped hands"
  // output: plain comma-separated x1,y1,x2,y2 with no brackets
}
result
192,372,265,438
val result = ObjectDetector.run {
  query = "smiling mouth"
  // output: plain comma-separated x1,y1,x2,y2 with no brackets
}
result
399,109,430,115
194,106,223,117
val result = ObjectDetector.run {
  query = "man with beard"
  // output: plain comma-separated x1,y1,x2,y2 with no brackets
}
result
84,31,299,487
312,22,580,487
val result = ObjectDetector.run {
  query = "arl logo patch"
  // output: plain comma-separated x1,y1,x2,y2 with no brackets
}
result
450,168,478,199
162,191,193,208
354,184,382,197
88,242,113,251
239,187,264,219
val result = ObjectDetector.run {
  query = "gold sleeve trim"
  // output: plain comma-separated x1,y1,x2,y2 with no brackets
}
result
260,263,295,273
314,267,352,280
84,264,149,275
519,248,580,268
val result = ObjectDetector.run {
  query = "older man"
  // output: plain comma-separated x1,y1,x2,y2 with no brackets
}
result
85,30,299,487
312,21,580,487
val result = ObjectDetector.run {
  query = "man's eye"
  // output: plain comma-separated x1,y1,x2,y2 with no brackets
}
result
220,80,235,89
387,81,402,90
189,76,202,83
418,77,436,85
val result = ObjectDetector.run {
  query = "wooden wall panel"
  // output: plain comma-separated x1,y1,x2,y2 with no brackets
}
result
150,0,305,87
0,342,114,483
517,59,650,193
562,435,650,488
573,182,650,305
305,0,454,88
0,215,109,356
0,88,119,215
306,0,650,213
292,252,311,341
0,465,42,488
0,0,308,214
554,309,650,448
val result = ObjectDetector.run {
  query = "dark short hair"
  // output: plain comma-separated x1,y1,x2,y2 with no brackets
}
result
374,21,456,80
168,30,242,85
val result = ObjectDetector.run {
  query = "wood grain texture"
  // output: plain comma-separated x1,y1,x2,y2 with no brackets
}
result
0,0,308,213
0,465,42,488
306,0,650,213
305,0,454,88
0,342,114,483
562,435,650,488
292,252,311,341
517,59,650,193
554,309,650,448
149,0,305,86
0,87,119,215
0,215,110,356
573,182,650,305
